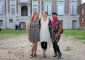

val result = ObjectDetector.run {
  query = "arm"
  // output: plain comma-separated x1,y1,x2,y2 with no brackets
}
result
55,22,63,37
57,23,63,35
26,21,31,35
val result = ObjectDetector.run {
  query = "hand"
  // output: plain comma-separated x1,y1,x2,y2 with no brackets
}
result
55,34,59,38
55,33,60,37
58,33,60,36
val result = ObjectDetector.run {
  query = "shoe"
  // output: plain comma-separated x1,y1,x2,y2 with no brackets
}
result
43,55,46,58
57,53,62,59
43,50,46,58
53,55,57,57
34,54,37,57
30,54,33,58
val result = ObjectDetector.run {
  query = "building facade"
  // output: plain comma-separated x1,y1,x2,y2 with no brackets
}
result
79,3,85,29
0,0,31,29
0,0,82,29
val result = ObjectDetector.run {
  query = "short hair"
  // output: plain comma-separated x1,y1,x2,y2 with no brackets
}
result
52,12,57,15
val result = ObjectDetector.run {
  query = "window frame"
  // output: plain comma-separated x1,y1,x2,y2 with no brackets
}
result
10,3,16,15
32,5,38,13
0,20,3,27
69,2,77,16
57,5,64,16
0,4,3,15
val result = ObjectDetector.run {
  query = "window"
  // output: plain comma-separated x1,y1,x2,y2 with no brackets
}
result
0,20,3,27
32,5,38,13
57,0,64,2
9,19,13,23
20,0,29,3
82,9,84,15
0,4,3,14
70,0,76,1
21,6,28,16
82,18,84,23
70,4,77,15
43,5,52,15
11,4,16,15
44,5,47,11
48,6,51,15
10,0,16,1
57,6,64,15
72,20,77,29
42,0,51,2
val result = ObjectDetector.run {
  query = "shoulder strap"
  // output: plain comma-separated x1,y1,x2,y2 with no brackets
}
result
48,19,51,26
48,19,52,29
39,19,41,29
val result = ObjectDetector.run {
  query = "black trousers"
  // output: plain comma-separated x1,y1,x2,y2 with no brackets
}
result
41,41,47,50
52,36,61,55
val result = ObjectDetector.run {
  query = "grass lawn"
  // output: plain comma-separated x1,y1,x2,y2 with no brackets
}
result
0,29,26,40
64,29,85,40
0,29,85,40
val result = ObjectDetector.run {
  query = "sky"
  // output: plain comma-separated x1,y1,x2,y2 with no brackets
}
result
82,0,85,3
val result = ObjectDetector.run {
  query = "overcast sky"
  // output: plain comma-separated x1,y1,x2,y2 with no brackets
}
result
82,0,85,3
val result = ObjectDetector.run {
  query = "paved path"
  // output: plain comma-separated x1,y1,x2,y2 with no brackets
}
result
0,35,85,60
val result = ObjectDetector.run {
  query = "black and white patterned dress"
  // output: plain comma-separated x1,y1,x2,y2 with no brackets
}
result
29,20,40,43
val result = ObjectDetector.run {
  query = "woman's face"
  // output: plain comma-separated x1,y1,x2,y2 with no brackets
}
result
52,14,57,18
34,13,39,19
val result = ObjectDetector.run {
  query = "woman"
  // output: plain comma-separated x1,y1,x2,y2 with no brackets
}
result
51,12,62,59
26,12,40,57
39,12,52,57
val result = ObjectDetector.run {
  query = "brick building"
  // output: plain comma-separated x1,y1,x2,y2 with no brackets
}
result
0,0,82,29
79,3,85,29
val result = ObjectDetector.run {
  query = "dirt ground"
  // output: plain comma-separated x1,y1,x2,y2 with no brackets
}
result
0,34,85,60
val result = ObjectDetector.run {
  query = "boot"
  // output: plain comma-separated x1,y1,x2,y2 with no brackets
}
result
57,53,62,59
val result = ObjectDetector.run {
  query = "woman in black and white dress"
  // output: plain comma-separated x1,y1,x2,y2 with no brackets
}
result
26,12,40,57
